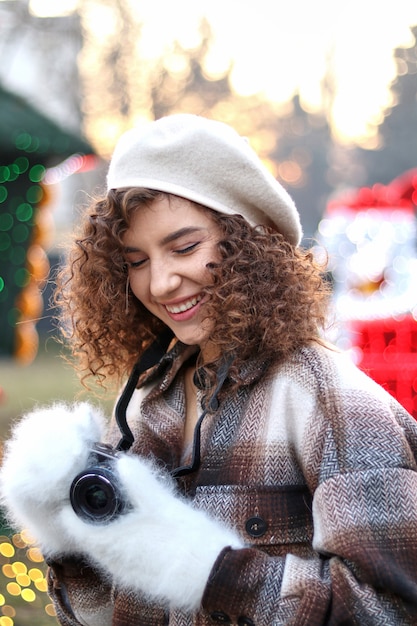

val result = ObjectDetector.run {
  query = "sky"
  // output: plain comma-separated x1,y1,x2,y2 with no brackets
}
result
28,0,417,143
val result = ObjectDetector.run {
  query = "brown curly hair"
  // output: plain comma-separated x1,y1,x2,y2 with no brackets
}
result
55,187,330,391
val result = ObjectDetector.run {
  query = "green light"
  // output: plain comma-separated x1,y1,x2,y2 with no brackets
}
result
0,276,4,292
26,185,43,204
0,166,10,183
12,223,30,243
0,213,13,231
14,267,29,288
0,232,11,251
16,203,33,222
0,186,8,203
29,165,45,183
8,163,19,182
15,132,32,151
14,157,29,173
26,136,40,153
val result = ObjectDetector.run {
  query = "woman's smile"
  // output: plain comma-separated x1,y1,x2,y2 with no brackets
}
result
164,293,204,316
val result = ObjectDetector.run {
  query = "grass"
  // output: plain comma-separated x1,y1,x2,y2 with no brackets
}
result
0,338,115,440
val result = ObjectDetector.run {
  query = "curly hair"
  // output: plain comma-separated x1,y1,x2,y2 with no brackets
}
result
55,187,330,392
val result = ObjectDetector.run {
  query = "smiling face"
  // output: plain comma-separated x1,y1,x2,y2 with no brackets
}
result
123,195,221,353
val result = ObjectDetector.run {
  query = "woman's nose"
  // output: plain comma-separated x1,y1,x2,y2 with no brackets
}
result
149,262,181,298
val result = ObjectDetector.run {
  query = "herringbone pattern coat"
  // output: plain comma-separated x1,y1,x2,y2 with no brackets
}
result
48,343,417,625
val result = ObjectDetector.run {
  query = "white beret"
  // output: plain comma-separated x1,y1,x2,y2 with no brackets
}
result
107,114,302,246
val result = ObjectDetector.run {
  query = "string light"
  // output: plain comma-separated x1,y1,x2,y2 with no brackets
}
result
0,131,96,363
0,533,56,624
0,130,49,362
43,153,98,185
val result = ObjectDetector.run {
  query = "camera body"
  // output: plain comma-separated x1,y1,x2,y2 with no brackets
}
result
70,443,130,524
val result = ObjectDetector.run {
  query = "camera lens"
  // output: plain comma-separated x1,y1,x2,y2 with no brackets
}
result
84,484,109,511
70,467,124,523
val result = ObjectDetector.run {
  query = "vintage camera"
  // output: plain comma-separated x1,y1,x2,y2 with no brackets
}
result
70,443,130,524
69,330,175,523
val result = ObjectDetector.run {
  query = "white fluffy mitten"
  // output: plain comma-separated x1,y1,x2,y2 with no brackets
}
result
60,453,244,610
0,403,243,611
0,402,106,554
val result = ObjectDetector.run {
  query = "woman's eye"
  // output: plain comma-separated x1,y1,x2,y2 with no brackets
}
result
176,242,199,255
128,258,147,268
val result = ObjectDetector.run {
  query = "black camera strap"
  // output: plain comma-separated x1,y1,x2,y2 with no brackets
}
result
115,328,174,451
171,354,233,477
115,329,233,479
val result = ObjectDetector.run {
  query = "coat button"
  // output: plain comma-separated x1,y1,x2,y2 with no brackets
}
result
238,617,255,626
245,516,268,537
210,611,231,623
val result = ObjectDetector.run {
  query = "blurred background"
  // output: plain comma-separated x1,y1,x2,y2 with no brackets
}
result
0,0,416,623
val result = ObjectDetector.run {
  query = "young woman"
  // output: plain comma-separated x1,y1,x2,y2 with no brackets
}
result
2,114,417,626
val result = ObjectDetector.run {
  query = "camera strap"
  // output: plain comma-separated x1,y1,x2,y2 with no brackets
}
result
171,354,233,477
115,328,174,451
115,329,233,478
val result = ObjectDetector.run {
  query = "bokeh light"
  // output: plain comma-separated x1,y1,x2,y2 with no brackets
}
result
315,171,417,418
0,533,56,625
0,130,54,363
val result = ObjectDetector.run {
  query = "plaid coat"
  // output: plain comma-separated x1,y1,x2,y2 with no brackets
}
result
48,342,417,625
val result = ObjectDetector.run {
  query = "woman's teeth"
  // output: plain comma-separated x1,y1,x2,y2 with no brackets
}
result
165,295,202,314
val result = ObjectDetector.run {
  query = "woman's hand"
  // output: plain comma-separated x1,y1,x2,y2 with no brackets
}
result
0,402,105,555
0,403,243,611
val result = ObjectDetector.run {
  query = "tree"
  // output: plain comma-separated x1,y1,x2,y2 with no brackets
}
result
150,19,232,120
77,0,152,156
268,94,333,240
1,2,337,240
358,25,417,186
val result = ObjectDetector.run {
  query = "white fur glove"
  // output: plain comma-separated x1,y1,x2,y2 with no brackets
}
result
0,403,243,611
0,402,104,554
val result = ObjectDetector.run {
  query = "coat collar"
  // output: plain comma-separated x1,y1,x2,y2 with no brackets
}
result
137,339,269,392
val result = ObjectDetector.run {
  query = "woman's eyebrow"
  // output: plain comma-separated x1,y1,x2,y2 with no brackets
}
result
123,227,205,253
160,226,205,245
